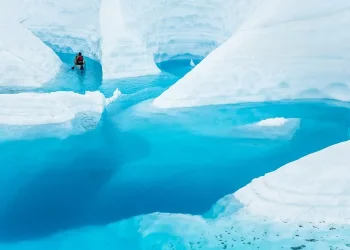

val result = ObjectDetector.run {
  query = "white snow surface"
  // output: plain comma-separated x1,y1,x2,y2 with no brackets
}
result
0,90,120,126
234,140,350,224
0,21,61,87
154,0,350,108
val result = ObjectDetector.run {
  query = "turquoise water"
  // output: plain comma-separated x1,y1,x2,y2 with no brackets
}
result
0,55,349,249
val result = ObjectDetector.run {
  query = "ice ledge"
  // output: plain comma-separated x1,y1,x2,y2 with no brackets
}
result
234,140,350,224
0,89,121,140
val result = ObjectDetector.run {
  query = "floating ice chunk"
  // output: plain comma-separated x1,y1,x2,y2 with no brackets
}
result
256,118,289,127
154,0,350,108
190,59,195,67
0,21,61,87
237,118,300,139
235,140,350,224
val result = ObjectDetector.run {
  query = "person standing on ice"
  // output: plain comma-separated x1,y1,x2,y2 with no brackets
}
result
72,52,85,70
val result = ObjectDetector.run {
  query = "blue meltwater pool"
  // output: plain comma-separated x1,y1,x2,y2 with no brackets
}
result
0,55,349,250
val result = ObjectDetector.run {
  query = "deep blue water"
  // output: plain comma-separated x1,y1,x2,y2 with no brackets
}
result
0,55,349,245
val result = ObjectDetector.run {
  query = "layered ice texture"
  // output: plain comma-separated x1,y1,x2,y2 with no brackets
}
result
154,0,350,108
0,21,61,87
17,0,258,80
18,0,102,59
235,140,350,224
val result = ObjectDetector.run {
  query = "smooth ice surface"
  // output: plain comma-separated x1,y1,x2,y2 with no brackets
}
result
18,0,101,59
235,140,350,224
0,21,61,87
154,0,350,108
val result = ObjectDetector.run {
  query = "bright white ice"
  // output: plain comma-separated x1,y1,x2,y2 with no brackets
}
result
0,90,120,126
235,140,350,224
154,0,350,108
0,21,61,87
16,0,258,80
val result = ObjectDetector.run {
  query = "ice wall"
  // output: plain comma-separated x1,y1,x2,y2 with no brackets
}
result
235,140,350,224
154,0,350,108
18,0,102,59
99,0,160,79
120,0,258,63
17,0,258,80
0,21,61,87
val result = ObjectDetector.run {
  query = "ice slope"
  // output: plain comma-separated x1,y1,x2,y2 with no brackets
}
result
99,0,160,79
235,140,350,224
18,0,102,59
0,89,120,140
154,0,350,108
0,21,61,87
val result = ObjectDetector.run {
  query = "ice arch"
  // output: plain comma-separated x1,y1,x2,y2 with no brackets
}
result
18,0,258,80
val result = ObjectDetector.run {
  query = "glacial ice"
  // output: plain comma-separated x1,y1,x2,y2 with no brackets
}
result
0,21,61,87
18,0,102,59
154,0,350,108
235,139,350,224
17,0,258,80
119,0,258,63
0,90,120,140
99,0,160,79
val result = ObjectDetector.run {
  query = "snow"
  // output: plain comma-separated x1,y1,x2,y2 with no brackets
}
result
154,0,350,108
0,21,61,87
235,140,350,224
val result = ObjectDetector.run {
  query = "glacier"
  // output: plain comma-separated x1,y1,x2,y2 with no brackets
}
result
0,0,350,249
154,0,350,108
0,21,61,87
17,0,258,80
1,141,349,250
